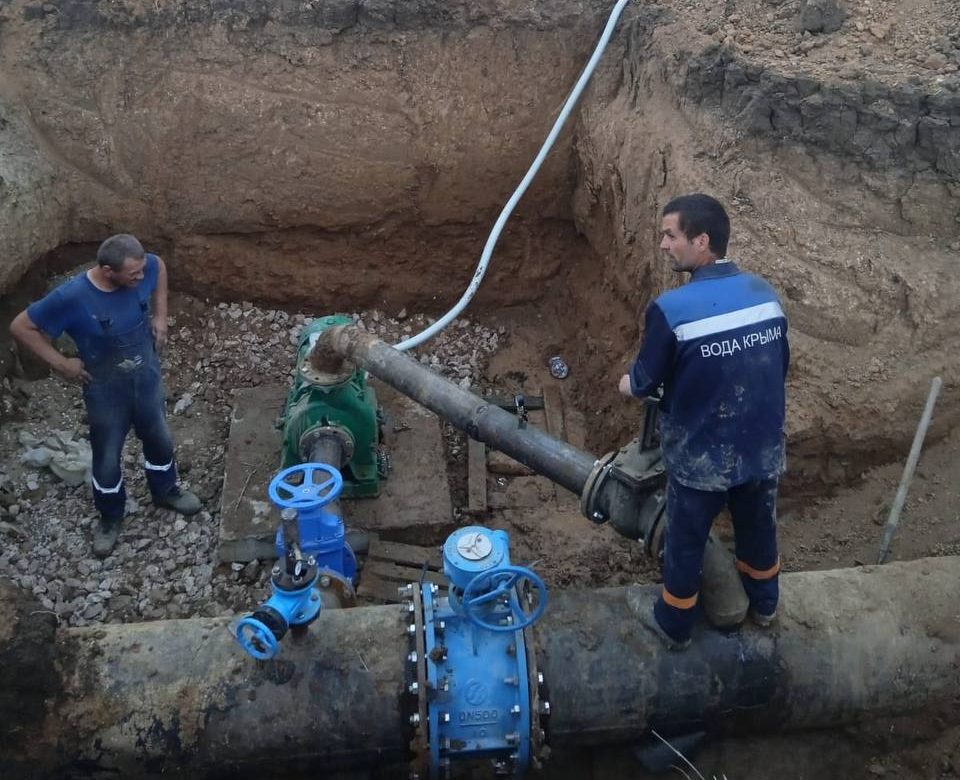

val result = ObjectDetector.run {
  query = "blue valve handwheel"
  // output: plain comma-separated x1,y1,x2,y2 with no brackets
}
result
269,462,343,509
461,565,548,632
235,616,280,660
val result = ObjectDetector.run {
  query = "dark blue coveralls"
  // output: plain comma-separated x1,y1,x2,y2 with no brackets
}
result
27,254,179,521
627,260,789,642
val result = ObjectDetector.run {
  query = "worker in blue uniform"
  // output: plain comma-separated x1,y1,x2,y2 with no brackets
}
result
619,194,789,650
10,234,200,558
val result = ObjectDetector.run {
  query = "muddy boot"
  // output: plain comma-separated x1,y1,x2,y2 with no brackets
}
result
626,589,691,651
641,602,691,651
153,486,201,516
92,516,122,559
750,606,777,628
700,533,749,629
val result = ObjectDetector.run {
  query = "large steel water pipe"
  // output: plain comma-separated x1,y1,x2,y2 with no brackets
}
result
319,325,596,495
318,324,748,626
3,558,959,777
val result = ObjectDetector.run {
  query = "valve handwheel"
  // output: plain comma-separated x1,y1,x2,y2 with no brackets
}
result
269,462,343,509
235,616,280,661
461,565,548,632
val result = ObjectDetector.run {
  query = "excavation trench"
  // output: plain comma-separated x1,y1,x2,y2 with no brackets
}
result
0,1,959,778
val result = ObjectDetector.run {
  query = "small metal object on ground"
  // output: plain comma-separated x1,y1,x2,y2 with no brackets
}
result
876,376,942,564
549,356,569,379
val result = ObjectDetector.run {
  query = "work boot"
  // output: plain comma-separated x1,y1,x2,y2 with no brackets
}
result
153,486,202,516
639,602,691,652
750,607,777,628
93,516,122,559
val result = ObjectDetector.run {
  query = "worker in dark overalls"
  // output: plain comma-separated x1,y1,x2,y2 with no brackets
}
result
10,234,200,557
619,195,789,650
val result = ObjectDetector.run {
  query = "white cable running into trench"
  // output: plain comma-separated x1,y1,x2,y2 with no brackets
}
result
394,0,634,352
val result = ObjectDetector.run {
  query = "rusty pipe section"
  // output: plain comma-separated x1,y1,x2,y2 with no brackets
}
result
3,558,959,778
322,324,595,495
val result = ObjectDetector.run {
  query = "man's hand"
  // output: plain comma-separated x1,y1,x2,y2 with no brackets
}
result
151,314,168,352
618,373,634,397
56,357,91,384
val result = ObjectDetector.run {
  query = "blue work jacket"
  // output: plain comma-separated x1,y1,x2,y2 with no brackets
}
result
628,260,789,490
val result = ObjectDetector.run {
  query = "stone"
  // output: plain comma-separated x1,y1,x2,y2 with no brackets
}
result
798,0,846,34
240,559,260,584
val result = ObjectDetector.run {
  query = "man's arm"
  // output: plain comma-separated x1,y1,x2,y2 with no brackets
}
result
9,311,90,382
150,255,169,351
618,302,675,398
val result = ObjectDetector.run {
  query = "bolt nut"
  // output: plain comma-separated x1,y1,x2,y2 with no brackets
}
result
437,620,446,632
430,583,439,594
510,704,521,715
407,624,417,635
408,682,419,694
442,712,451,723
540,701,551,715
409,713,420,726
408,651,418,663
505,731,519,745
537,672,544,685
407,603,416,613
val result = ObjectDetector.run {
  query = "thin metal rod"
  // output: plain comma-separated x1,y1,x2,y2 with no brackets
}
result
877,376,942,564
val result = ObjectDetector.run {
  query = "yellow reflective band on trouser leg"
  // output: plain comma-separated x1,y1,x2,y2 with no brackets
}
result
91,475,123,494
662,587,699,610
144,458,174,472
735,558,781,580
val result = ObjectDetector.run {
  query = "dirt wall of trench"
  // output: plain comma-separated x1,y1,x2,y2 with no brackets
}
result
0,0,618,311
557,5,960,494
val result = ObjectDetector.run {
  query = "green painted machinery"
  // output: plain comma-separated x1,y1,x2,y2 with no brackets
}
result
280,314,382,498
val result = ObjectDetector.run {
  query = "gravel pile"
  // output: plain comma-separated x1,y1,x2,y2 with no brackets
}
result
0,293,503,627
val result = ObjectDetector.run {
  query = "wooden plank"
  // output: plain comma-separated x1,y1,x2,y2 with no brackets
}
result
368,538,442,569
467,438,488,513
356,571,406,603
543,385,566,441
364,559,448,589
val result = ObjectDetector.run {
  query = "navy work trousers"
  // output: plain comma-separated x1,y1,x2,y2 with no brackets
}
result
84,361,177,520
655,476,780,642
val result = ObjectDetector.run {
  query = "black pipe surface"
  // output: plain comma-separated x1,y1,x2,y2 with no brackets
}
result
324,325,596,495
4,558,958,778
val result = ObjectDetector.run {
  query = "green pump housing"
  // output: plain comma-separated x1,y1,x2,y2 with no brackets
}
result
280,314,381,498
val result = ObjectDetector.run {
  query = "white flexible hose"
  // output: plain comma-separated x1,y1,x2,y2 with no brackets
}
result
394,0,634,351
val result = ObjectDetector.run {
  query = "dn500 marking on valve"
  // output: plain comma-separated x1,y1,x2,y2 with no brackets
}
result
459,709,500,725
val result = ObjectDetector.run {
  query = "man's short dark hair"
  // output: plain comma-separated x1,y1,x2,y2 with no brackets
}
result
96,234,144,271
662,194,730,258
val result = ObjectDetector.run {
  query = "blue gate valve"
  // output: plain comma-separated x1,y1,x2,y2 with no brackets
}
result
408,526,551,778
234,554,321,661
268,462,357,583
